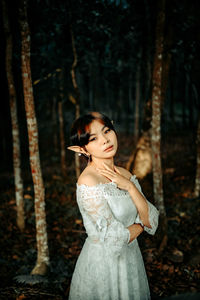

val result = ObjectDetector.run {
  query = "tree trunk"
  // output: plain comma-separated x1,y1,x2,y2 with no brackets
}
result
130,2,172,182
19,0,49,275
2,0,25,231
194,114,200,198
151,0,167,249
70,26,80,178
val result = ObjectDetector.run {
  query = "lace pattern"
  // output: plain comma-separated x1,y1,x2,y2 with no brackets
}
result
77,184,130,257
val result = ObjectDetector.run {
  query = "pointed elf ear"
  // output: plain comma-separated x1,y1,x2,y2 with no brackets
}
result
67,146,89,157
67,146,82,153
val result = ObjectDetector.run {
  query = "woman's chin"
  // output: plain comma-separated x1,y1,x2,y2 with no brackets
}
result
104,151,117,158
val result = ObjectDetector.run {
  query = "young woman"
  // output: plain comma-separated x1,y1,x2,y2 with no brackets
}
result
68,112,159,300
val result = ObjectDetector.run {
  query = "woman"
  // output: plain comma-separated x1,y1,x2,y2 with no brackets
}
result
68,112,159,300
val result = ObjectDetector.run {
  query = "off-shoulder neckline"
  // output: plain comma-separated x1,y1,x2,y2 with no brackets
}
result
76,181,117,189
76,174,136,189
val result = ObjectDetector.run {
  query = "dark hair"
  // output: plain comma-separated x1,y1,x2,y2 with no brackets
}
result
70,112,116,147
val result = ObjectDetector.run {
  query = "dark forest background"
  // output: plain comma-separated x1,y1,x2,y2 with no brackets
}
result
0,0,200,299
0,0,199,170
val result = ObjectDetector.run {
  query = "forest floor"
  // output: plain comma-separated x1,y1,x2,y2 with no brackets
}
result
0,130,200,299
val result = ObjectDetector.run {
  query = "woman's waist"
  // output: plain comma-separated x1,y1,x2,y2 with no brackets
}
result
86,236,103,246
85,235,138,248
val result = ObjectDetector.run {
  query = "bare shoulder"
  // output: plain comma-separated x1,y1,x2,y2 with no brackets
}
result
77,167,104,186
116,166,132,179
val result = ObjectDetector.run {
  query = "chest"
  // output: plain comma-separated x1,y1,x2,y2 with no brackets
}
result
104,184,138,225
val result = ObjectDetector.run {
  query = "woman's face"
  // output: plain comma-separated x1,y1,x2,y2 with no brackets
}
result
84,120,118,159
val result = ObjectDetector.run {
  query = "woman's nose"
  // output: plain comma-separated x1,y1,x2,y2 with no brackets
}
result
102,134,109,144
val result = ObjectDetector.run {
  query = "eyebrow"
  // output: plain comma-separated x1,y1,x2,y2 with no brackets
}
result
89,125,106,137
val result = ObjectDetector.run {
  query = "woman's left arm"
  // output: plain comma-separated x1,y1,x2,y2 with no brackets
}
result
129,175,159,235
97,164,159,235
127,180,151,228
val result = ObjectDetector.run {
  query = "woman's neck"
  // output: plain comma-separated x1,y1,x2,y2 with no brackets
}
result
90,157,114,170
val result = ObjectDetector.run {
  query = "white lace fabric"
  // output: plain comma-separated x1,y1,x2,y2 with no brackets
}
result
69,175,159,300
76,182,130,256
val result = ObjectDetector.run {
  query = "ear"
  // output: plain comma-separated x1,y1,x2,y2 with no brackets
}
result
67,146,89,156
67,146,82,153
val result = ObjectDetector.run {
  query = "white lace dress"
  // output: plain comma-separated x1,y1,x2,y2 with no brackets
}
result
68,175,159,300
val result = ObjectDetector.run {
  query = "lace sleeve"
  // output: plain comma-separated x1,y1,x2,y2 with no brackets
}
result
130,175,159,235
76,184,130,256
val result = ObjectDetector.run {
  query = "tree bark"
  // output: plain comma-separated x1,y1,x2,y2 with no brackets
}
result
151,0,167,247
19,0,49,275
194,114,200,198
2,0,25,231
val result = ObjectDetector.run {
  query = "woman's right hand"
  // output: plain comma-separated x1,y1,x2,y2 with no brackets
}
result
127,223,144,244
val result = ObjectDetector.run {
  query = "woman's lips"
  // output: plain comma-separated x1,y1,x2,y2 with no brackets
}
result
104,145,113,152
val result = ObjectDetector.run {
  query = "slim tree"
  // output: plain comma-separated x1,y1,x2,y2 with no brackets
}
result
151,0,167,250
19,0,49,274
2,0,25,231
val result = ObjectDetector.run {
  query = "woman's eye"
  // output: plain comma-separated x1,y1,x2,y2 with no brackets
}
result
89,137,96,142
105,128,111,134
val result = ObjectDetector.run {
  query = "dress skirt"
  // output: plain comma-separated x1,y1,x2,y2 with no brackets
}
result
68,237,150,300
